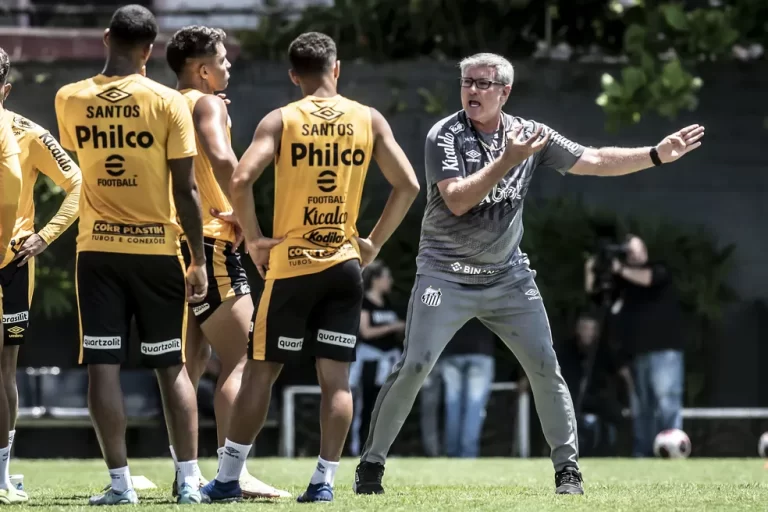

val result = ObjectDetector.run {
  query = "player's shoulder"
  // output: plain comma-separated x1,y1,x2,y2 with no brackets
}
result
6,110,47,139
132,75,185,103
56,78,94,102
426,110,464,141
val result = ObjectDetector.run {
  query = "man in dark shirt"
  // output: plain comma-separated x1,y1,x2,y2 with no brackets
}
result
607,235,685,457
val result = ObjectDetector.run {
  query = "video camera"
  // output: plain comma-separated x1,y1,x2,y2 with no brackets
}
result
591,233,629,302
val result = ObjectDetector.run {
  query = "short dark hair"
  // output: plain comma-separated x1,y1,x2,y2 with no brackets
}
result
288,32,337,76
0,47,9,85
363,260,388,291
108,4,158,48
166,25,227,74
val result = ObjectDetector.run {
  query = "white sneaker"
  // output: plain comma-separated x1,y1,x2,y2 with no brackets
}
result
240,471,291,499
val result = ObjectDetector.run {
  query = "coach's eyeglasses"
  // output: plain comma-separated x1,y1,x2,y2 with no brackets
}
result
459,77,506,89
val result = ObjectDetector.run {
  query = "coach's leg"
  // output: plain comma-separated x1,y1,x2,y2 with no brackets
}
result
479,270,581,493
359,276,473,468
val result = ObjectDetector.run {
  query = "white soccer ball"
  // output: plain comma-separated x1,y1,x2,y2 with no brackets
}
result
653,429,691,459
758,432,768,458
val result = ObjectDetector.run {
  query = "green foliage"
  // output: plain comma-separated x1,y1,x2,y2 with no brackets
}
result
598,1,766,130
31,175,77,319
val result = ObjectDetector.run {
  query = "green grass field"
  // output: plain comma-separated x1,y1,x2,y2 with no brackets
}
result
10,457,768,510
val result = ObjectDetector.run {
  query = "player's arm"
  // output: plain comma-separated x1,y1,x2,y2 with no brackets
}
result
192,95,238,200
569,124,704,176
230,109,283,278
0,153,22,258
14,133,82,265
361,108,420,261
435,124,548,217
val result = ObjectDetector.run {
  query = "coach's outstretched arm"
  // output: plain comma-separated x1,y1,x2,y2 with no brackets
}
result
230,109,284,278
569,124,705,176
356,108,420,266
435,125,550,217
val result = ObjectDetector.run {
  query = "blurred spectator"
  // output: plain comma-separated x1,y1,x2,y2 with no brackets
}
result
440,318,497,458
348,260,404,456
586,234,685,457
556,311,632,455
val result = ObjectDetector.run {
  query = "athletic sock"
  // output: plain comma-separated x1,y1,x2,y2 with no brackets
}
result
0,446,9,490
309,457,339,486
217,439,251,483
8,431,15,452
178,460,201,489
109,466,132,494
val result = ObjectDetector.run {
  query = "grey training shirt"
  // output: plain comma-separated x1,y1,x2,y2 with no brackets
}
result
415,110,586,285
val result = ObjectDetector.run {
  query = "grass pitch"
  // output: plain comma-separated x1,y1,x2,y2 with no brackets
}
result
11,457,768,510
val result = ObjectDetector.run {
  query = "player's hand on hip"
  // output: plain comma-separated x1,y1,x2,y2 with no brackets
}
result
185,263,208,303
210,208,244,250
216,93,231,105
13,234,48,266
502,123,551,165
355,237,380,269
655,124,705,163
246,237,283,279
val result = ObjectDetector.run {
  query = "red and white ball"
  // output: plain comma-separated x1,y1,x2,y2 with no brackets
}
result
653,429,691,459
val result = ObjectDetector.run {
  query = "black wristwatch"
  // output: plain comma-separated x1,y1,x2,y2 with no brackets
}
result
650,147,663,166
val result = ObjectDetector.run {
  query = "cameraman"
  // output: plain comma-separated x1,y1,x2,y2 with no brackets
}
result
585,234,685,458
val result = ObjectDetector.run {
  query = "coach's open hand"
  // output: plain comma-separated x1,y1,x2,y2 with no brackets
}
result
355,237,379,269
655,124,705,163
502,124,551,165
186,263,208,303
13,234,48,266
247,237,283,279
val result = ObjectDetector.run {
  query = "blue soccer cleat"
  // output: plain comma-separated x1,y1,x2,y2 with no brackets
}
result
200,479,242,503
296,483,333,503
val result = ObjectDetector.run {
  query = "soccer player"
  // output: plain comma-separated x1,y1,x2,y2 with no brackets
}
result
202,32,420,503
0,96,25,505
55,5,208,505
353,52,705,496
165,25,288,499
0,48,83,489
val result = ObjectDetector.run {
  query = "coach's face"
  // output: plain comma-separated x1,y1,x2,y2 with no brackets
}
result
460,65,511,128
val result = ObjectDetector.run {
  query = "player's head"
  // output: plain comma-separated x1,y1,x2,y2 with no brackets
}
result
0,47,11,102
166,25,231,92
458,53,514,126
287,32,339,86
363,260,393,294
575,310,600,347
625,234,648,265
104,5,158,65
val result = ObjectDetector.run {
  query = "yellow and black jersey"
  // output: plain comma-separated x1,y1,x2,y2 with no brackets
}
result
267,95,373,280
180,88,235,243
1,110,81,268
55,73,197,256
0,115,22,267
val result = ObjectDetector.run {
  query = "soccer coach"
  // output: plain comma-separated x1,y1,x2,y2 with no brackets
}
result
354,52,704,496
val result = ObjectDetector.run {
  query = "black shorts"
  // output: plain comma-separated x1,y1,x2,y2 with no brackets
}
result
249,259,363,363
0,256,34,346
76,251,188,368
181,237,250,324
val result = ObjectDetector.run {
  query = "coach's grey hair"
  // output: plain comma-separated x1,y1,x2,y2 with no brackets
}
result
459,53,514,86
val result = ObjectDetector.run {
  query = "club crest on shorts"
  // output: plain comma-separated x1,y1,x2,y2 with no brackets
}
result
421,286,442,307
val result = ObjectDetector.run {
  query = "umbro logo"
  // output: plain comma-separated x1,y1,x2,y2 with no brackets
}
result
96,88,132,104
525,289,541,301
310,105,344,122
465,149,481,163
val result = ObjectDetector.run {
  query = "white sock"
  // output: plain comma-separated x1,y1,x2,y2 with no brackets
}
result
178,460,201,489
216,439,251,483
8,431,15,452
109,466,132,494
0,446,9,490
309,457,339,486
217,447,224,474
